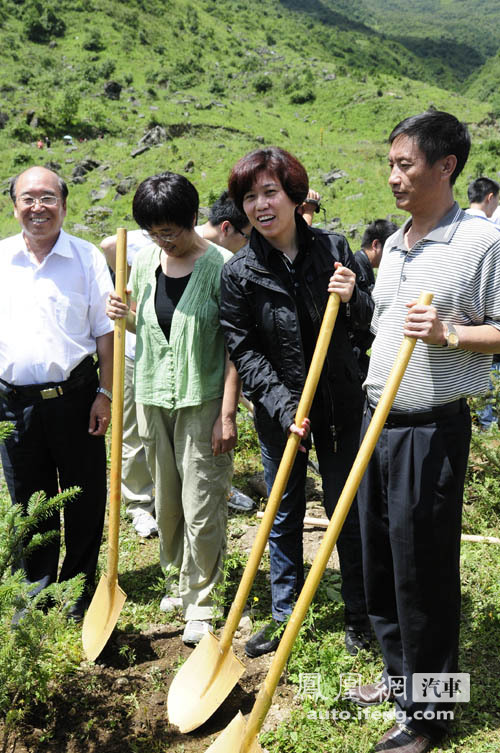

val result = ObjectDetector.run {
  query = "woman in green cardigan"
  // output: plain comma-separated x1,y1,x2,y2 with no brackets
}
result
106,172,240,645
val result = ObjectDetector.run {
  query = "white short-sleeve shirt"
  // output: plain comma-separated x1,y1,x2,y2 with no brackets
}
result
0,229,113,385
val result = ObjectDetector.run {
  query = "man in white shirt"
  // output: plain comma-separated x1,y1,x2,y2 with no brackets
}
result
0,166,113,622
465,176,499,220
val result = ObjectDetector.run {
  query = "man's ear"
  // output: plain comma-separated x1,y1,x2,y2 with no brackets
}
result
220,220,231,236
441,154,457,180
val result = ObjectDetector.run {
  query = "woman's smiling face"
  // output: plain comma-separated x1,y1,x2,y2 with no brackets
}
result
242,170,298,246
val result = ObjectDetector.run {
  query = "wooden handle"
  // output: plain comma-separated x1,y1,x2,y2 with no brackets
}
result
108,228,127,583
240,290,434,752
219,292,341,653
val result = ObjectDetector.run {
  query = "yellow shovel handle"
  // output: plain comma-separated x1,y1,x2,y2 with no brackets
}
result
240,290,434,751
108,228,127,583
220,292,341,652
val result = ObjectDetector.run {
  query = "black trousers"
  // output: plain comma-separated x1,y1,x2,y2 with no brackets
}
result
357,402,471,739
0,376,107,598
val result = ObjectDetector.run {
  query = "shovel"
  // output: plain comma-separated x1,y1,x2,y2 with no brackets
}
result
167,291,342,733
82,228,128,661
204,290,433,753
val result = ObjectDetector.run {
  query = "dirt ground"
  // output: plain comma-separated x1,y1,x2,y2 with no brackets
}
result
14,499,337,753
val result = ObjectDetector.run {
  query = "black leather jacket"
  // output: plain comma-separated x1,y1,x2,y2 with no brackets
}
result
220,216,374,442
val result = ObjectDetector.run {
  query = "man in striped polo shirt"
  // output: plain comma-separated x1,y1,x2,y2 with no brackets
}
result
346,112,500,753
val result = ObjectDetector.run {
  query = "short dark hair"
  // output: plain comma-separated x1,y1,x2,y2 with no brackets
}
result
208,190,249,232
361,219,399,250
9,170,68,203
132,171,199,230
467,176,500,204
389,111,471,185
228,147,309,211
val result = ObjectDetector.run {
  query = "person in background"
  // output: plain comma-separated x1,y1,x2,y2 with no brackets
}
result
106,172,240,645
464,178,500,429
0,166,113,622
465,176,499,220
221,147,374,658
347,111,500,753
352,219,399,381
101,232,157,539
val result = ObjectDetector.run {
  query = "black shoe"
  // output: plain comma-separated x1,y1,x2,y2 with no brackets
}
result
345,624,372,655
245,621,283,658
66,594,90,623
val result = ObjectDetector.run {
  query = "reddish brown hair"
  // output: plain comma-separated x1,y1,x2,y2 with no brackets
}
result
228,147,309,211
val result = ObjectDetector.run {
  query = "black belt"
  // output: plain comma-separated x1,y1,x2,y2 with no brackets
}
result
0,356,97,403
366,398,466,427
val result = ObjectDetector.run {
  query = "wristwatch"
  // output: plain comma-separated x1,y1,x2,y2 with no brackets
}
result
443,323,459,349
97,386,113,401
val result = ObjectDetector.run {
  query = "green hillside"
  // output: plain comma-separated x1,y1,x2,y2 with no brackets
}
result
0,0,499,245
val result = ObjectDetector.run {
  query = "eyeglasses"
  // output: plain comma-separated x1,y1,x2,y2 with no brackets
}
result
237,228,250,240
142,227,184,244
18,195,59,207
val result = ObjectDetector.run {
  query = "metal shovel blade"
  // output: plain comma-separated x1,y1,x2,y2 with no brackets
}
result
204,712,262,753
168,631,245,733
82,573,127,661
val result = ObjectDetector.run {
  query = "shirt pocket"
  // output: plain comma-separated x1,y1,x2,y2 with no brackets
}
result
56,292,89,335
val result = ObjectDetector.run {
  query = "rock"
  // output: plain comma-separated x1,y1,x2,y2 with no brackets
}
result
97,163,111,172
238,614,253,637
114,676,129,688
72,223,92,235
90,188,109,202
255,136,265,144
324,73,336,80
0,111,9,129
116,176,136,195
280,128,289,137
84,206,113,223
138,125,167,147
131,145,150,158
247,473,267,498
44,161,61,172
183,159,194,173
71,158,101,181
103,80,122,100
323,169,348,185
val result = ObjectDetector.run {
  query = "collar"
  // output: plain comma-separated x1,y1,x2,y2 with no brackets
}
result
249,212,313,267
13,228,71,262
387,201,463,253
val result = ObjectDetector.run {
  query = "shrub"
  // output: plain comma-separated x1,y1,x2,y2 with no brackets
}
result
290,90,316,104
23,1,66,43
254,75,273,93
82,29,105,52
0,423,83,753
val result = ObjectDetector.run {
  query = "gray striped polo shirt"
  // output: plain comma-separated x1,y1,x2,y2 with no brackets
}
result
365,202,500,411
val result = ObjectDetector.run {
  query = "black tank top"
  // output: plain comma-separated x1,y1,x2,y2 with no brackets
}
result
154,267,191,341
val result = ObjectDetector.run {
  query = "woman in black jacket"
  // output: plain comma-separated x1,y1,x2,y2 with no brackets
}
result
220,147,374,657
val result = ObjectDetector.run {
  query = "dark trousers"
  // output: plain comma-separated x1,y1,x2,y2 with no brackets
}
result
259,413,367,625
0,377,106,598
357,402,471,739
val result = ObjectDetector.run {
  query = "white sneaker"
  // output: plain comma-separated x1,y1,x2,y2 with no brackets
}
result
132,510,158,538
228,487,254,511
160,595,183,613
182,619,211,645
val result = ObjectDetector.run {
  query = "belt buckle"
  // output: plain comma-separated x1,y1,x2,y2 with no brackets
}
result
40,386,63,399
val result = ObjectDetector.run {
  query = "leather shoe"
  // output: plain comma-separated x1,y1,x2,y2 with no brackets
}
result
66,594,90,623
374,724,432,752
345,681,395,706
345,624,372,655
245,621,283,658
